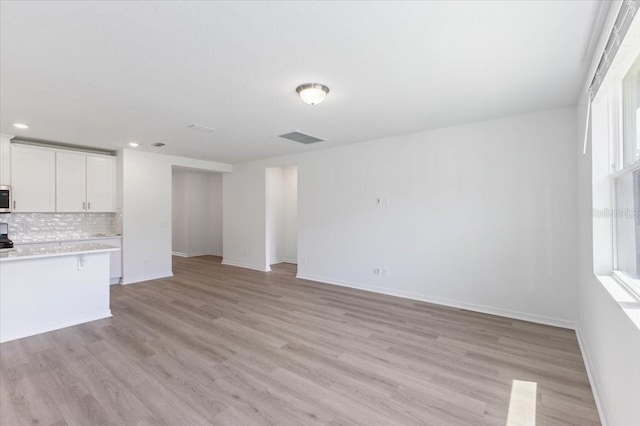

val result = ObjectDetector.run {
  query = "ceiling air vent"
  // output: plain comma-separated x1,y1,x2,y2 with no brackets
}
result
278,131,324,144
187,124,215,132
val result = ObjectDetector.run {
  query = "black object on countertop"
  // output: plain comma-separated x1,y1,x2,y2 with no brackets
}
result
0,222,14,248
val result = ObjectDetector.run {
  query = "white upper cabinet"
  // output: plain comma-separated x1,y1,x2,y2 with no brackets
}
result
10,144,117,213
86,155,116,212
55,152,116,212
10,145,56,212
56,151,87,212
0,135,12,184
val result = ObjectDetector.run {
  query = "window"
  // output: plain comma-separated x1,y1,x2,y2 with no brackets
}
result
613,55,640,295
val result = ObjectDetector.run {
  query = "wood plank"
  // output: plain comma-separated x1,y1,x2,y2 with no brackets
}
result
0,255,601,425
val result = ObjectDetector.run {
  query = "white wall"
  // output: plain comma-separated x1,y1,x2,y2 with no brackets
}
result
121,149,230,284
571,3,640,423
223,107,578,326
0,134,13,184
172,171,188,254
172,169,223,257
208,173,223,256
266,165,298,265
222,161,266,271
267,167,284,265
282,165,298,263
575,84,640,426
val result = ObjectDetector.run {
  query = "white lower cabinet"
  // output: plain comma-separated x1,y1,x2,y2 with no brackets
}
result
91,238,122,284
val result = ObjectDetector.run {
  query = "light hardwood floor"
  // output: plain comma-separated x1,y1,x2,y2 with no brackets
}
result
0,256,600,425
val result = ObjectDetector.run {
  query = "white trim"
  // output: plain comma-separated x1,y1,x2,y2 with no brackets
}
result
121,272,173,285
171,251,219,258
576,327,609,426
295,273,577,329
221,259,271,272
271,258,298,265
0,310,112,343
610,160,640,178
583,1,623,92
184,252,212,257
596,274,640,328
172,251,223,258
10,139,115,157
612,270,640,299
583,96,592,155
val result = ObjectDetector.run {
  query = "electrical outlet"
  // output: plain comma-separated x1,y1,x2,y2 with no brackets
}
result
373,267,381,275
382,268,389,277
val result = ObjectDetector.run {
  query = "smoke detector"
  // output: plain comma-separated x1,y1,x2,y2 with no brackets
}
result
187,124,215,132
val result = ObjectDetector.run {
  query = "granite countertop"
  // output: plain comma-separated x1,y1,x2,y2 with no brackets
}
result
0,242,120,262
13,233,122,245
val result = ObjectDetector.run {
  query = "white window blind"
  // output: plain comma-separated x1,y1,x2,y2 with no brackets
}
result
584,1,640,154
589,0,640,101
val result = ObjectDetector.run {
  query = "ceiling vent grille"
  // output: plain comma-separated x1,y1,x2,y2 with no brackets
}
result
187,124,215,132
278,131,324,144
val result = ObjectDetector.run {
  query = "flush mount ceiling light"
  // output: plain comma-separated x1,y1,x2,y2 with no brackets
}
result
12,123,28,129
296,83,329,105
128,142,139,147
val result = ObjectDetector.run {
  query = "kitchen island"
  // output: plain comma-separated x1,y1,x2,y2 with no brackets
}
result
0,242,119,343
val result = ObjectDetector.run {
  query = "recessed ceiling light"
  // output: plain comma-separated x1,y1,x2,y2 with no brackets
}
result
296,83,329,105
13,123,29,129
151,142,166,147
128,142,139,147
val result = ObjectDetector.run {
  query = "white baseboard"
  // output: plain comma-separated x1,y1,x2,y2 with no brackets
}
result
221,259,270,272
122,272,173,285
173,251,223,258
576,327,608,426
295,273,577,330
0,310,112,343
271,259,298,265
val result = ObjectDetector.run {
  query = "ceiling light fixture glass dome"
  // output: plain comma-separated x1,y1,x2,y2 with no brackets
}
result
296,83,329,105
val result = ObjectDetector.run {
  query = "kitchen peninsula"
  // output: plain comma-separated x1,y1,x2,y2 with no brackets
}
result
0,242,119,343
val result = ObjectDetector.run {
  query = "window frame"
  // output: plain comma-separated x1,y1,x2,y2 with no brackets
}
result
609,57,640,298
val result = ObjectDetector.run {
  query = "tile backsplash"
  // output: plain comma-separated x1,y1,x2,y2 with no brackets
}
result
0,212,120,243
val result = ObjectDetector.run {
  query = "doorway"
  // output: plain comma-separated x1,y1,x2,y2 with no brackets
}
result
171,167,223,259
266,165,297,269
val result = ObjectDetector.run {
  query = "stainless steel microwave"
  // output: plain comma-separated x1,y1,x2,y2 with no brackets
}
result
0,185,11,213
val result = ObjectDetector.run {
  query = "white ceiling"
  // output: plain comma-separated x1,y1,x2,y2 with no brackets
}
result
1,1,603,164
